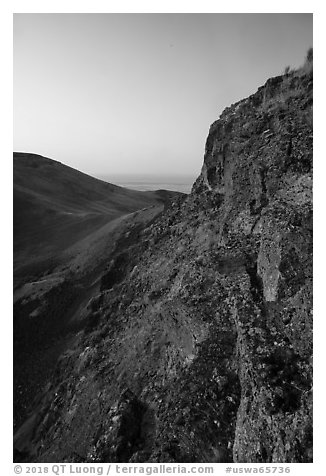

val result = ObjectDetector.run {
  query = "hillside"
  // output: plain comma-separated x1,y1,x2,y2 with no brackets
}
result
14,152,175,283
14,58,313,463
13,153,182,432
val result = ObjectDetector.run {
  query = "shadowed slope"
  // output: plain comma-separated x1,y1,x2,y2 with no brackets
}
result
13,153,183,430
14,152,175,279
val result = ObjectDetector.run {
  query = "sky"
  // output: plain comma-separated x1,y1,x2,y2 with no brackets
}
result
13,13,313,178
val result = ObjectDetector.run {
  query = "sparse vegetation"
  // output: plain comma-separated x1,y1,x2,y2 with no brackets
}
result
306,47,313,63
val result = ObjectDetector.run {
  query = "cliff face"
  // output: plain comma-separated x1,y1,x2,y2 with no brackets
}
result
191,66,313,462
14,63,312,463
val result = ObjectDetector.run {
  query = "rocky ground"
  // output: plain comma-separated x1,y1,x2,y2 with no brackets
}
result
13,204,168,431
14,56,313,463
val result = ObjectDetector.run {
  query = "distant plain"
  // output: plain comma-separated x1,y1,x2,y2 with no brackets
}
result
98,173,196,194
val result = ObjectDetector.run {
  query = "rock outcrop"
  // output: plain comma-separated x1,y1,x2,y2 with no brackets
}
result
14,58,313,463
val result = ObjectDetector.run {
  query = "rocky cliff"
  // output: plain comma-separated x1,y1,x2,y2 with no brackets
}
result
14,57,313,463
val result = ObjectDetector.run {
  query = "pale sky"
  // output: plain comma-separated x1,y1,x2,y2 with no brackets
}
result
13,13,312,177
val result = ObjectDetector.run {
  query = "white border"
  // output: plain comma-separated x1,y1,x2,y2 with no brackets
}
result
2,2,322,473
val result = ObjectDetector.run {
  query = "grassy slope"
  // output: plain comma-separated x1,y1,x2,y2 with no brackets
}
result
14,152,173,280
13,153,182,430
